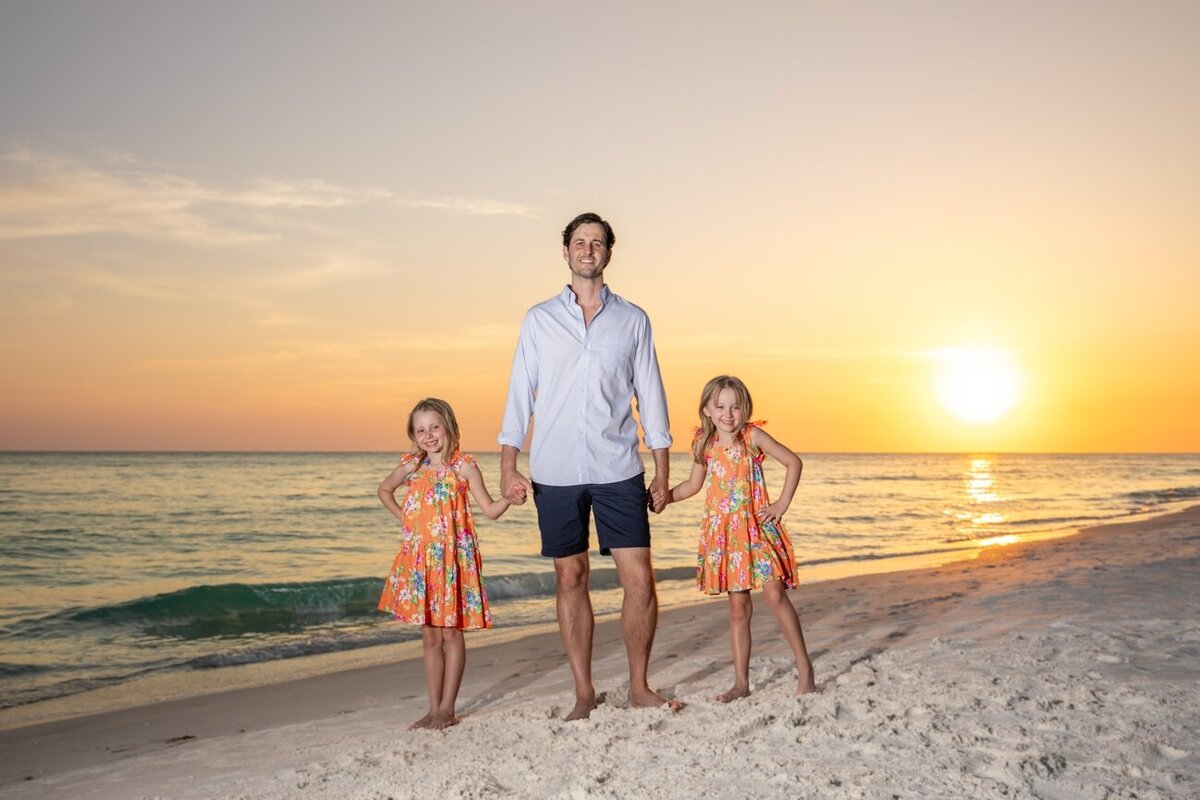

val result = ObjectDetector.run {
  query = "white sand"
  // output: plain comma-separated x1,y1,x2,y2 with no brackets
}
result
2,507,1198,799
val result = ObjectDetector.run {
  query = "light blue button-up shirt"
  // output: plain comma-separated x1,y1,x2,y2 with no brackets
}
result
499,285,672,487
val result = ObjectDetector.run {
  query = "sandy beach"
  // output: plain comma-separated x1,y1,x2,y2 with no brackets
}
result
2,507,1198,799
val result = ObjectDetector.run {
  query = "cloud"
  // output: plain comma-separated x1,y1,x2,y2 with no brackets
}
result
226,179,393,209
260,257,395,291
0,149,265,244
398,196,540,218
137,325,516,373
661,330,917,363
73,267,191,302
0,147,539,244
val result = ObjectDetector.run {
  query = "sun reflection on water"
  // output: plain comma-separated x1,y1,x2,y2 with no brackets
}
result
978,534,1020,547
965,457,1001,503
946,456,1022,546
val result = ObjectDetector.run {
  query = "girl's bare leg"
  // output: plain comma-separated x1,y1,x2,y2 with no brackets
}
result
717,591,753,702
411,626,444,729
428,628,465,729
762,580,816,694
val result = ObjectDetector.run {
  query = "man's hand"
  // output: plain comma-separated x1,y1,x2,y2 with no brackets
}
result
502,469,533,505
500,444,532,505
648,474,670,514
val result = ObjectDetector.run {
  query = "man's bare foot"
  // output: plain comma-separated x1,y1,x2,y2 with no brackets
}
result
425,711,460,730
408,712,433,730
715,684,751,703
796,663,816,695
630,687,685,712
565,692,598,721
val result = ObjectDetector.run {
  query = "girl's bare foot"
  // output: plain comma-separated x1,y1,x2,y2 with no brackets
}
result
426,711,459,730
715,684,751,703
408,712,433,730
796,663,816,695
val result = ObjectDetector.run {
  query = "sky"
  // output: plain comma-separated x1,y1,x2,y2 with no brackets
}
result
1,1,1197,453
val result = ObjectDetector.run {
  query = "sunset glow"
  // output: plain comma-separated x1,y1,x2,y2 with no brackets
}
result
933,349,1023,426
1,4,1197,453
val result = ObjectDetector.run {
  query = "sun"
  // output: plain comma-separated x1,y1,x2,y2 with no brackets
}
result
932,348,1023,425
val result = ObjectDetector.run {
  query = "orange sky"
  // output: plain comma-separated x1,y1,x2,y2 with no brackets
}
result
2,3,1198,452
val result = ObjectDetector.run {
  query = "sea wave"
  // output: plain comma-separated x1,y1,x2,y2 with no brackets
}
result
186,628,415,669
0,674,131,711
1004,512,1127,529
0,568,705,708
861,474,937,482
799,545,976,567
0,662,50,677
0,578,386,641
0,568,703,643
1120,485,1200,506
486,566,697,599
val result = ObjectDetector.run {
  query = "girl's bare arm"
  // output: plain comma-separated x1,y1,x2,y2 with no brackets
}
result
462,460,510,520
378,459,418,522
668,460,708,505
751,426,803,524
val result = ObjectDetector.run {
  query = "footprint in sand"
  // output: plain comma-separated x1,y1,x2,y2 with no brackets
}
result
1018,753,1067,779
1154,743,1189,760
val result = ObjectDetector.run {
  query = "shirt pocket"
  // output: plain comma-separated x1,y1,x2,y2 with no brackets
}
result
593,334,635,377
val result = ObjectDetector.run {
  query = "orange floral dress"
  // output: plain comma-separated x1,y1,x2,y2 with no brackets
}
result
377,451,492,629
696,422,797,594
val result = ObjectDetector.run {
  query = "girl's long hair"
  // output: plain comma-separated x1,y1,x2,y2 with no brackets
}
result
692,375,753,463
406,397,461,461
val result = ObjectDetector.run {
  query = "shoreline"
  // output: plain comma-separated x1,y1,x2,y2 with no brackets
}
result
5,451,1195,737
3,500,1179,732
0,545,982,733
0,523,1080,732
1,499,1185,733
2,505,1198,798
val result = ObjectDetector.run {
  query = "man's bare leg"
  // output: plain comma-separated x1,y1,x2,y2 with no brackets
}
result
716,591,752,702
763,580,816,694
555,552,597,720
611,547,683,710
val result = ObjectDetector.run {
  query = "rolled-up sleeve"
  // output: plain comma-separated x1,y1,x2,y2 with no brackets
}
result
632,315,672,450
498,312,537,450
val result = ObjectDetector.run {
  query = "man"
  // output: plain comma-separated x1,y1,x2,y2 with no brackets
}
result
499,212,680,720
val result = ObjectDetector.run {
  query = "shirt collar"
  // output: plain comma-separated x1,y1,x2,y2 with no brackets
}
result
558,284,610,311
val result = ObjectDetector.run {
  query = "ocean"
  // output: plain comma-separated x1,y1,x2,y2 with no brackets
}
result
1,451,1198,711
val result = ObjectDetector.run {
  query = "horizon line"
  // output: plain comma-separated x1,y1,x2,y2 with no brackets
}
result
2,449,1198,457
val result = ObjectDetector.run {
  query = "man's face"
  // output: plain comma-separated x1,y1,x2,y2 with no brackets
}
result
563,222,611,280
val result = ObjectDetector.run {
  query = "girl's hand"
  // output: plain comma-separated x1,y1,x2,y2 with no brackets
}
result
648,475,670,513
758,501,788,526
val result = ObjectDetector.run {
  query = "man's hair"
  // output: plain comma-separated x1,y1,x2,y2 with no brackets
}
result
562,212,615,249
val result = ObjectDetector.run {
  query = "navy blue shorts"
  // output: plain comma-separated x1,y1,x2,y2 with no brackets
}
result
532,474,651,558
